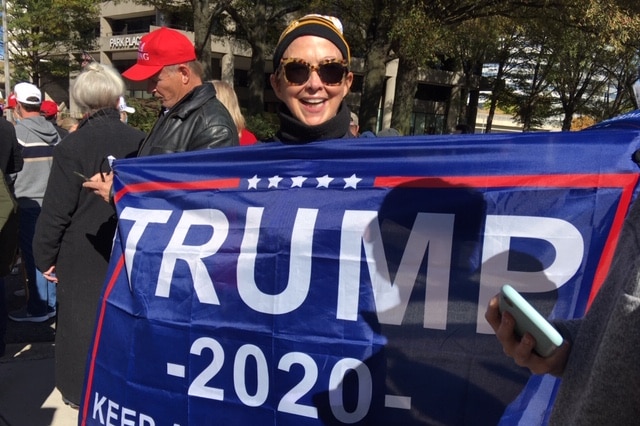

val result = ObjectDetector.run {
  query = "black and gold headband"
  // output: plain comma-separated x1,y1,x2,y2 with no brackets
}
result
273,15,351,69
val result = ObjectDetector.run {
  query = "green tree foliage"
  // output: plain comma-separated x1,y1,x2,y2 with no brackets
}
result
379,0,640,131
447,17,515,132
359,7,393,132
501,25,557,131
130,1,306,114
119,0,220,79
308,0,396,133
471,19,525,133
7,0,99,87
564,0,640,50
491,6,640,131
126,97,161,134
220,0,307,115
125,0,640,132
245,111,279,140
546,29,608,130
389,5,446,134
379,0,564,133
585,46,640,121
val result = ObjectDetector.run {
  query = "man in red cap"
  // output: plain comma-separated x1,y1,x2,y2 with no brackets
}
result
83,26,238,201
40,100,68,138
6,93,16,110
3,93,17,123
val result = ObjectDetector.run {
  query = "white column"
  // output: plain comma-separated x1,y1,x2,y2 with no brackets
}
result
382,59,398,129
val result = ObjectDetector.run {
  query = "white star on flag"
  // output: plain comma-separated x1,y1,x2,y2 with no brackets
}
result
248,175,260,189
291,176,307,187
343,174,362,189
268,175,283,188
316,175,334,188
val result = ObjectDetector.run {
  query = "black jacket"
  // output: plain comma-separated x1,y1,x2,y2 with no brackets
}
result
137,83,239,156
0,117,23,175
33,108,144,405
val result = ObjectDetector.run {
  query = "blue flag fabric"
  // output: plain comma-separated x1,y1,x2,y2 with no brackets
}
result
80,127,640,426
586,109,640,130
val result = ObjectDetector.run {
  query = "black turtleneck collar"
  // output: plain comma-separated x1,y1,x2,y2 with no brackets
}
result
274,100,354,144
77,107,120,129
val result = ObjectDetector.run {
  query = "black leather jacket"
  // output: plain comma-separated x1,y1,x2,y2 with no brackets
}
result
137,83,239,156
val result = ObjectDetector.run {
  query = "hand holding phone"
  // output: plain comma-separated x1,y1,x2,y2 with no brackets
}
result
498,284,563,357
73,171,91,181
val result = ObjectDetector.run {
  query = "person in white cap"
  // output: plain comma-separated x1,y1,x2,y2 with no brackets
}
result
9,82,60,323
117,96,135,123
349,111,360,137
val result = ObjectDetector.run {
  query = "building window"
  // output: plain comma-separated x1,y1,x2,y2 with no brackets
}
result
110,17,156,35
233,69,249,88
411,112,445,135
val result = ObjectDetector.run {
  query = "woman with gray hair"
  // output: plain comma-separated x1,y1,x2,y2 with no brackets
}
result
33,62,145,409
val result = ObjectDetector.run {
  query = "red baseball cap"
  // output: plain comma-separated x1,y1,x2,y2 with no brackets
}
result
122,27,196,81
6,93,16,109
40,100,59,118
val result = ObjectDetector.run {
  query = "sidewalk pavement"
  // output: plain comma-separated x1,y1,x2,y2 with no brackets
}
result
0,271,78,426
0,343,78,426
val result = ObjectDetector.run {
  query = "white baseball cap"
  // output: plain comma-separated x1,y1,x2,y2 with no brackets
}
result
118,96,135,114
14,82,42,105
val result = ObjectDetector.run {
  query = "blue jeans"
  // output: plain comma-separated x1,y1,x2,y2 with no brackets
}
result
19,204,56,316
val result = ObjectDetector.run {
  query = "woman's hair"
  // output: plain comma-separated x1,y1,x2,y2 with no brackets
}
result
211,80,245,135
71,62,126,114
59,116,79,132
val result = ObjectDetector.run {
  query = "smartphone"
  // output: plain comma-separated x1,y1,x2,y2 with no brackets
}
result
73,171,91,181
498,284,564,357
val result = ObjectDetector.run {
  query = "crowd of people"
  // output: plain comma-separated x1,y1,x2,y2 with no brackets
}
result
0,16,362,408
0,13,629,424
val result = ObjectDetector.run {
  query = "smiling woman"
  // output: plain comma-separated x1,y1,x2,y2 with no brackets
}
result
269,14,356,143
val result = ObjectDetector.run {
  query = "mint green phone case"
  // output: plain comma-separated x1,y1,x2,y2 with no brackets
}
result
498,284,564,357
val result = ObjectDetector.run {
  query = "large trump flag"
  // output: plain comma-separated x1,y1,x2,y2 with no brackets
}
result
80,119,640,426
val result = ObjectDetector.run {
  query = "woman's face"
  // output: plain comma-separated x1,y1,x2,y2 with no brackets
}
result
270,36,353,127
